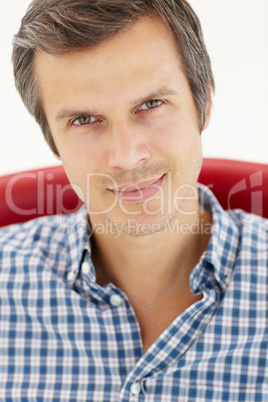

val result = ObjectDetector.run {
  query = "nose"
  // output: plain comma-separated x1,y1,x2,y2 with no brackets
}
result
107,122,151,170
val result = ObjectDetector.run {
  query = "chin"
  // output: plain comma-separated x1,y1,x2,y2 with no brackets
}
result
106,210,179,238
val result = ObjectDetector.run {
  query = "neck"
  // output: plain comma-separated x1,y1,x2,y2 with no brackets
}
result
90,204,212,293
89,202,212,352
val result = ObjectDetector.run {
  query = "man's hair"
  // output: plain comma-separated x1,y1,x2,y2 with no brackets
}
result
12,0,214,156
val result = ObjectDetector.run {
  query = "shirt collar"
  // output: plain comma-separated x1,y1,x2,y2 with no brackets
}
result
64,204,92,283
191,184,240,292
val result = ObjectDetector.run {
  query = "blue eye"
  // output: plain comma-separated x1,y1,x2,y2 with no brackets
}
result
139,100,163,110
73,116,98,125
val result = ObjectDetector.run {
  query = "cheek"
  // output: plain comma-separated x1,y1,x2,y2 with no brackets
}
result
59,135,103,174
155,118,203,183
154,117,201,156
57,144,103,202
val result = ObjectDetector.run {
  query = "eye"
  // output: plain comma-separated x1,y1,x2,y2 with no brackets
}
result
72,115,98,126
139,99,163,111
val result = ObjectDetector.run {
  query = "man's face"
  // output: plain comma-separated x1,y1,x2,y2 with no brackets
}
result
35,17,210,236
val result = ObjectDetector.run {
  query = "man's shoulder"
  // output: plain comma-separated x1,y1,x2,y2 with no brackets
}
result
200,184,268,254
228,209,268,236
0,215,65,251
227,209,268,257
0,207,88,268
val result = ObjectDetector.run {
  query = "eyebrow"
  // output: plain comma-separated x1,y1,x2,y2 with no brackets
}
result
55,86,179,122
55,108,98,123
129,86,180,107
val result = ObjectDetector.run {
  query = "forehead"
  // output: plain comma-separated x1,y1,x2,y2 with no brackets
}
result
34,17,185,115
35,17,179,69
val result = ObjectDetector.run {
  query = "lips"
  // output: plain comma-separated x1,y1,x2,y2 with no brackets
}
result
109,174,165,202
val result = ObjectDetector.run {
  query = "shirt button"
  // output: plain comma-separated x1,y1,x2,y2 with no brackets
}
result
110,294,123,307
81,261,91,275
225,275,232,286
67,270,77,282
130,382,142,395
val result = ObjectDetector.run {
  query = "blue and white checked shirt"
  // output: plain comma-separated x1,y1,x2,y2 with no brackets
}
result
0,184,268,401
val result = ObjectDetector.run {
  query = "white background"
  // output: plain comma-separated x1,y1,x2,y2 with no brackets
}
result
0,0,267,175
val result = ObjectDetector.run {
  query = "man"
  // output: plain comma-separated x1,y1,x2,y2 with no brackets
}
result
0,0,267,401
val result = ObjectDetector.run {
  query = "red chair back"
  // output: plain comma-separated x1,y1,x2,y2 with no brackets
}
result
199,158,268,219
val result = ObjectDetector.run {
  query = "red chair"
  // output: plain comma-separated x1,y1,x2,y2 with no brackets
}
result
198,158,268,219
0,158,268,227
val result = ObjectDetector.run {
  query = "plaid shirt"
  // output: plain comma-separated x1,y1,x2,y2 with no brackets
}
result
0,184,268,401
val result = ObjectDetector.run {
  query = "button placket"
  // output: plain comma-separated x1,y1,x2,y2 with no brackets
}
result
67,269,78,282
81,261,91,275
80,249,97,283
224,274,232,287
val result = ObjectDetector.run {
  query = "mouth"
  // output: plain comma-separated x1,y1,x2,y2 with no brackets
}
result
108,174,165,202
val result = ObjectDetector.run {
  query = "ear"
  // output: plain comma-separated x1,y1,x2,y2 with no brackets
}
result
203,88,212,131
